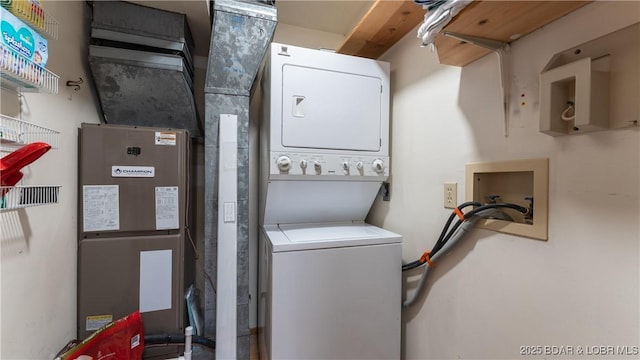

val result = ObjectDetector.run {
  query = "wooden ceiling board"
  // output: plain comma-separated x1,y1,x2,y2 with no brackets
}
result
337,0,426,59
336,0,589,67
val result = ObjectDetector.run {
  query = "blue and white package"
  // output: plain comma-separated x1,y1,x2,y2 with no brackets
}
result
1,7,48,67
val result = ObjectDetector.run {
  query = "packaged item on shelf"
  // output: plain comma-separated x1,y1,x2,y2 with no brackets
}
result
1,0,45,33
1,43,46,86
0,123,19,143
1,6,48,67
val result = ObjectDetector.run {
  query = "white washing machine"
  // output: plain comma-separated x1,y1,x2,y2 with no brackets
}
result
258,43,401,360
261,222,401,360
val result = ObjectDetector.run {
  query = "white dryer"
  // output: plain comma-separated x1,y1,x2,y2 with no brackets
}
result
258,43,401,360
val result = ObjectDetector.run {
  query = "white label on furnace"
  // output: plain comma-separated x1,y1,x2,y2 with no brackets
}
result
155,186,179,230
155,131,177,145
86,314,113,331
83,185,119,232
139,250,172,313
112,166,155,178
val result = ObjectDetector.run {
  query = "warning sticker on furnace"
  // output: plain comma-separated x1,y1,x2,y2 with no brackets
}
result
86,314,113,331
155,131,177,145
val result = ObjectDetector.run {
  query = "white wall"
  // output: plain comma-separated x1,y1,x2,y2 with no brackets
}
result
274,22,345,51
0,1,101,358
368,2,639,359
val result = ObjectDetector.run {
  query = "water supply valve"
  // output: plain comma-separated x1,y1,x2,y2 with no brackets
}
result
524,196,534,225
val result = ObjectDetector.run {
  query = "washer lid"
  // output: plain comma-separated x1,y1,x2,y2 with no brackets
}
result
263,222,402,252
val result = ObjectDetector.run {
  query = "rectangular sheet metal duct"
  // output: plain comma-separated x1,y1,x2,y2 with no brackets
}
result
88,1,201,137
203,1,276,359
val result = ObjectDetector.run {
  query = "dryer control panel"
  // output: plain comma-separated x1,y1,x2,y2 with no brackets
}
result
269,152,389,179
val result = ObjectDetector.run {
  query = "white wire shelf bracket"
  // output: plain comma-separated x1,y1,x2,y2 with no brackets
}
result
0,114,60,150
0,185,61,211
0,44,59,94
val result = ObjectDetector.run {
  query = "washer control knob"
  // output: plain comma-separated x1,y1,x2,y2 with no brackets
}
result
276,156,291,172
356,161,364,171
342,161,350,175
372,159,385,174
314,161,322,174
300,159,308,169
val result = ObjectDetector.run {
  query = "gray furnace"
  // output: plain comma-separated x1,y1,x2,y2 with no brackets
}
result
77,123,191,340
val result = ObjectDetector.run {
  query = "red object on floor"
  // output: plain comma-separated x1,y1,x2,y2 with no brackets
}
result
56,311,145,360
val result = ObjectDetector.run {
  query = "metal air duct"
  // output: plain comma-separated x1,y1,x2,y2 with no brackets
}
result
203,1,276,359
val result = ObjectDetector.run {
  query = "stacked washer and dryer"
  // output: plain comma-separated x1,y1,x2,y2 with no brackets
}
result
258,43,402,359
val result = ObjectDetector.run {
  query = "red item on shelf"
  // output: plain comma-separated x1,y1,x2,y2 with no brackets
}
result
1,168,24,186
1,142,51,197
0,142,51,175
56,311,145,360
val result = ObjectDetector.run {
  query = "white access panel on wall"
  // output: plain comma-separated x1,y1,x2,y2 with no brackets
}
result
281,65,382,151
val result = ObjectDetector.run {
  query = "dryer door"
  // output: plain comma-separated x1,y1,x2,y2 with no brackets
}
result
281,64,382,151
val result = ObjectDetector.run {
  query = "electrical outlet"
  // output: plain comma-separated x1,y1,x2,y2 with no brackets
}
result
444,182,457,209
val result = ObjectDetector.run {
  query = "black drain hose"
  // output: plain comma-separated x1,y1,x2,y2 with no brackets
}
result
144,334,216,349
402,202,529,308
402,201,528,272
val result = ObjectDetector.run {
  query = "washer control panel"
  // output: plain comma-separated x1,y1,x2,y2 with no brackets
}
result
270,152,389,178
